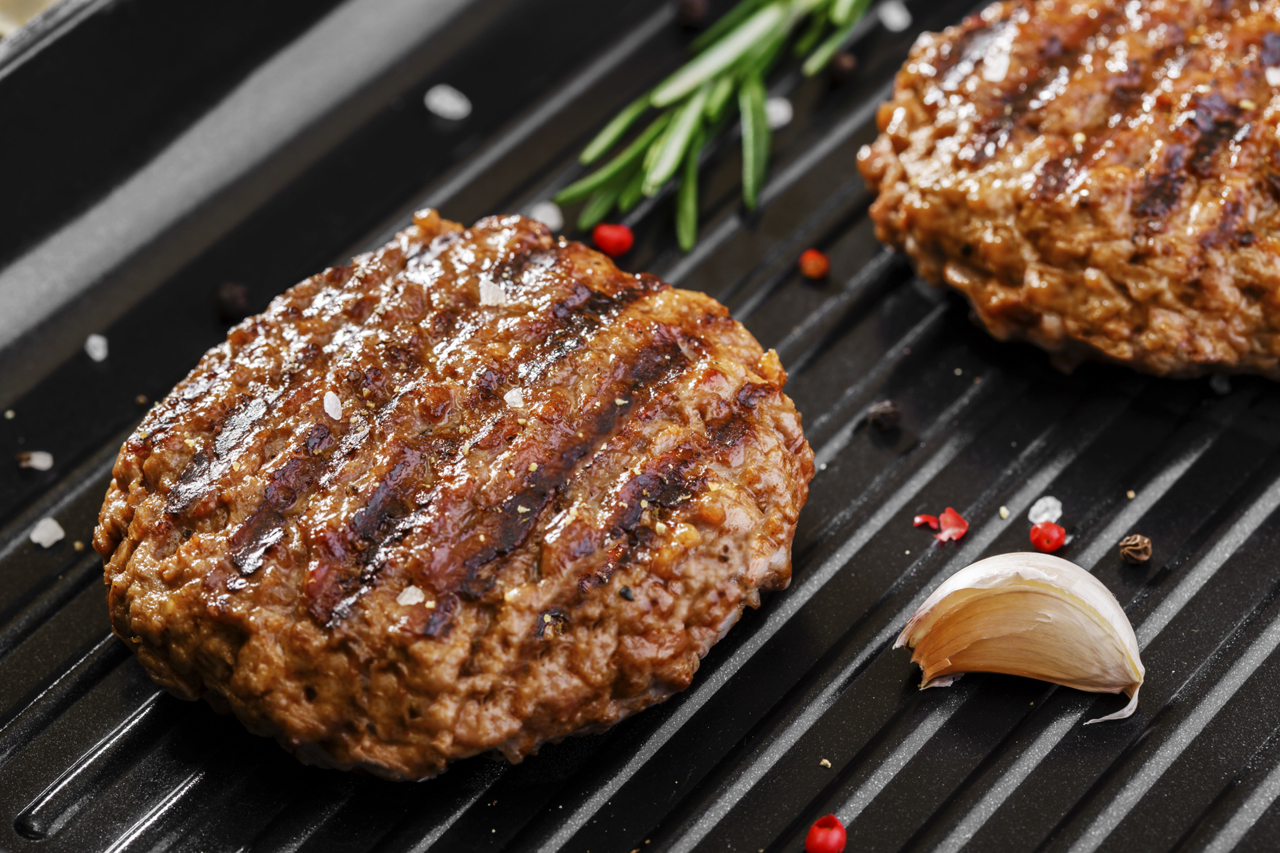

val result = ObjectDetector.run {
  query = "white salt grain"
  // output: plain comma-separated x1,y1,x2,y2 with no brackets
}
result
1267,66,1280,87
479,279,507,306
324,391,343,420
1027,495,1063,524
397,586,425,606
765,97,793,129
504,388,524,408
1210,373,1231,395
17,451,53,471
878,0,913,32
84,333,109,362
29,517,64,548
424,84,472,120
528,200,564,232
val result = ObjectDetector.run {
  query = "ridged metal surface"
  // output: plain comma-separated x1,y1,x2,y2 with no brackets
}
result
4,1,1280,850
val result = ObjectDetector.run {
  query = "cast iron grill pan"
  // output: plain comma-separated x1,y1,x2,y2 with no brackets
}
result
3,1,1280,850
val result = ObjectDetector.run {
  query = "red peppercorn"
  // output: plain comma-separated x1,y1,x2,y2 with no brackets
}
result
1030,521,1067,553
935,507,969,543
592,223,633,257
799,248,830,279
806,814,847,853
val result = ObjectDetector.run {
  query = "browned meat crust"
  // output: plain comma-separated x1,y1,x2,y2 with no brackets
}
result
858,0,1280,377
94,211,812,780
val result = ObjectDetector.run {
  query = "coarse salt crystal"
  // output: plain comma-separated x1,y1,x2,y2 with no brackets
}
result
84,334,109,362
424,84,472,120
981,45,1010,83
397,586,425,606
16,451,53,471
999,506,1010,519
1268,67,1280,87
29,517,65,548
528,200,564,232
765,97,793,130
504,388,524,408
878,0,912,32
324,391,343,420
479,279,507,306
1028,495,1063,524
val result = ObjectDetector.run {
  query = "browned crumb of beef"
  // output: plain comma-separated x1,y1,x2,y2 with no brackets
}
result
95,210,813,780
859,0,1280,377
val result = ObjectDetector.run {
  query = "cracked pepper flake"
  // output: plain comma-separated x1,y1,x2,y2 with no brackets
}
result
504,388,524,408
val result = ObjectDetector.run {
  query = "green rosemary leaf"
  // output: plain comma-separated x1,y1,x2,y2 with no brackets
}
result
643,83,711,196
580,95,650,165
676,126,707,251
577,180,626,231
555,112,672,205
617,166,647,213
803,0,869,74
829,0,866,26
793,7,828,56
689,0,774,53
745,15,792,78
739,72,769,210
705,75,736,124
651,2,786,107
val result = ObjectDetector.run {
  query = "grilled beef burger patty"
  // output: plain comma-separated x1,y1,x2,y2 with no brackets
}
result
859,0,1280,377
94,211,812,780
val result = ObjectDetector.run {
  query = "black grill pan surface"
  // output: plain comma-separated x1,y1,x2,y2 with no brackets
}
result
4,1,1280,851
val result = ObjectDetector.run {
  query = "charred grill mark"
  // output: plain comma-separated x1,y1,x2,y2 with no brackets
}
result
1263,32,1280,67
1202,198,1247,250
707,415,751,448
736,381,779,409
349,452,422,559
459,332,691,600
230,425,331,574
1135,145,1188,219
425,593,459,638
307,450,427,624
1186,92,1244,178
575,380,771,593
518,272,669,383
577,452,704,593
166,452,211,516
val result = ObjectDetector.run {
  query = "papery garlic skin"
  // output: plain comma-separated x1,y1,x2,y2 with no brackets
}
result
895,552,1144,724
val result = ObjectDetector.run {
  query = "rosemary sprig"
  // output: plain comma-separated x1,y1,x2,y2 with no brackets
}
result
556,0,875,248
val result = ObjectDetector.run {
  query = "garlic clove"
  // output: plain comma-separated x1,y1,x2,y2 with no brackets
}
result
895,552,1144,724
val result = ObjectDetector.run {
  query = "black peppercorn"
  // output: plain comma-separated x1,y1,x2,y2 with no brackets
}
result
829,51,858,84
1119,534,1152,565
867,399,901,430
213,281,251,323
